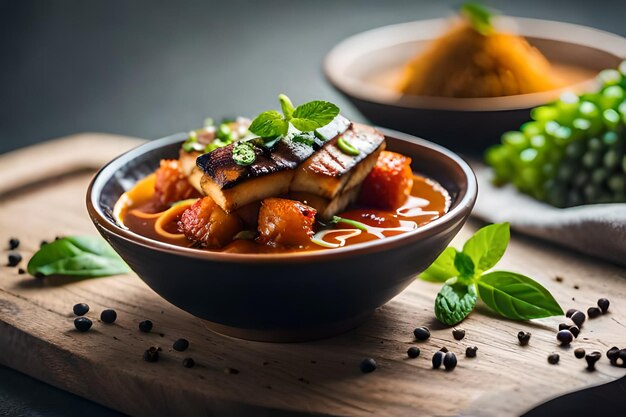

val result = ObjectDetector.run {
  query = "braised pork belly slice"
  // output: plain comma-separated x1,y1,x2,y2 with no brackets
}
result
290,123,385,199
289,186,361,221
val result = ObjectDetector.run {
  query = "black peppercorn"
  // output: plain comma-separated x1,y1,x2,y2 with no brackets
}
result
587,307,601,319
139,320,153,333
432,351,445,369
439,347,448,353
452,328,466,340
548,353,560,364
466,346,478,358
597,298,610,314
568,325,580,338
173,338,190,352
8,238,19,250
182,358,195,368
443,352,457,371
585,351,601,371
407,347,420,359
557,330,574,346
100,309,117,324
570,310,586,327
518,331,531,346
607,346,620,361
143,347,159,362
17,268,25,275
574,348,586,359
413,326,430,341
360,358,377,373
7,252,22,267
566,308,577,318
72,303,89,316
558,323,570,331
74,317,92,332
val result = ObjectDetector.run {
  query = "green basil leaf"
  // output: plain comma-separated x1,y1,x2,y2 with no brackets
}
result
435,283,477,326
463,222,509,274
249,110,288,138
454,251,475,279
278,94,294,120
460,2,495,36
477,271,563,320
418,247,459,282
291,100,340,131
27,236,130,278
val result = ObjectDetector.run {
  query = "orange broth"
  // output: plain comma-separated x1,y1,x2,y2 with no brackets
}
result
115,173,451,253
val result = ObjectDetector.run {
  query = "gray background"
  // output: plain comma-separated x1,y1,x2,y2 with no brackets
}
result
1,0,626,415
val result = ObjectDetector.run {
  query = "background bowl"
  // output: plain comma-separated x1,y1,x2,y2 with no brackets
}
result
325,17,626,154
87,131,476,342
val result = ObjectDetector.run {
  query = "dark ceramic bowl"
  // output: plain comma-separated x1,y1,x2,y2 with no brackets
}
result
87,130,477,342
325,17,626,154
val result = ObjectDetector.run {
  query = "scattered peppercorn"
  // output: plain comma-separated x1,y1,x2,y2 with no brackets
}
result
452,328,466,341
597,298,610,314
555,276,563,282
558,323,569,331
407,347,420,359
607,346,620,361
585,351,601,371
72,303,90,316
587,307,601,319
466,346,478,358
557,330,574,346
573,285,580,290
566,308,577,318
100,309,117,324
413,327,430,341
574,348,586,359
439,347,449,353
432,351,445,369
143,347,159,362
8,238,19,250
518,331,531,346
360,358,377,373
74,317,92,332
139,320,153,333
173,338,190,352
182,358,195,368
548,353,560,364
17,268,25,275
7,253,22,267
570,310,586,327
616,350,626,368
443,352,457,371
224,367,240,375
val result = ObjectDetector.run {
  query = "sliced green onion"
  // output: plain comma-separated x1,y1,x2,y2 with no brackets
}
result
232,142,256,166
330,216,368,231
234,230,256,240
337,136,359,156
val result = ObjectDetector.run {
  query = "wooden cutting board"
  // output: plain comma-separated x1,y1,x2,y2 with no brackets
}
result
1,134,625,417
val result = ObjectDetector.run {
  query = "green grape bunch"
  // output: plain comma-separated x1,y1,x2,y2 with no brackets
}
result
486,62,626,208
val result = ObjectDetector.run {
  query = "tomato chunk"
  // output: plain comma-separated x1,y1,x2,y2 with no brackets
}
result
178,197,243,248
154,159,197,207
358,151,414,210
257,198,316,248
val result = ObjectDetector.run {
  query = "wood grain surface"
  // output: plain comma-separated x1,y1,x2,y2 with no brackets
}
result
0,134,625,417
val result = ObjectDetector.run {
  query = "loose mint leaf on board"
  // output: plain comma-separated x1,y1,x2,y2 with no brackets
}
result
454,251,475,280
418,247,459,282
435,283,478,326
463,222,510,274
477,271,563,320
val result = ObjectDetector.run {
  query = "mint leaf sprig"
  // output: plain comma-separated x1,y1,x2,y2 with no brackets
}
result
419,223,563,326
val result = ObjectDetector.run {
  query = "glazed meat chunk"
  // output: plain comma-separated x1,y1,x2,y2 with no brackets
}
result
358,151,414,210
257,198,316,248
154,159,197,207
178,197,243,248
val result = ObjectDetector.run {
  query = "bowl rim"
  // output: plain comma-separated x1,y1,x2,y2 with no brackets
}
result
86,129,477,264
324,16,626,112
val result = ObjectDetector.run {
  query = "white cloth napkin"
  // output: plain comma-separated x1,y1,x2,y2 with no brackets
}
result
471,163,626,266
